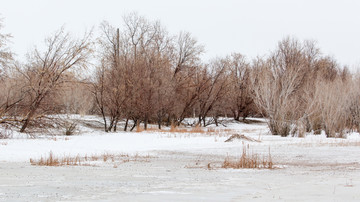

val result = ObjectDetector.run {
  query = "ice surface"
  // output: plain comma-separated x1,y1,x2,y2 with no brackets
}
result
0,116,359,201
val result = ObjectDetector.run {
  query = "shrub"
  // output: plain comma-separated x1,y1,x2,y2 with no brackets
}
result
64,121,77,136
0,125,13,139
314,78,349,137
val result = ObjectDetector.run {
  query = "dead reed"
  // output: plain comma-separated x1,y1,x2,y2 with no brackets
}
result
222,144,273,169
30,151,82,166
30,151,152,166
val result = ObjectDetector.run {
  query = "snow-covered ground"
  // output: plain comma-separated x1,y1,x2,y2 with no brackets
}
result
0,116,360,201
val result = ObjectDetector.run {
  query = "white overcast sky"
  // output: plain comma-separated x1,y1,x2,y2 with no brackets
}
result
1,0,360,69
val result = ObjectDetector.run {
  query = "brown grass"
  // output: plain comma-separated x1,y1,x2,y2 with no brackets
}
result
142,125,234,137
144,127,161,132
169,125,205,133
222,144,273,169
30,151,152,166
49,137,70,141
30,151,82,166
0,142,8,146
291,140,360,147
241,128,259,133
102,152,116,162
136,126,144,132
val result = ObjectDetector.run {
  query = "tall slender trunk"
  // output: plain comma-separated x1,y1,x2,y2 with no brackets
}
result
124,118,129,131
107,117,114,132
99,105,108,132
233,110,240,121
158,116,162,129
102,114,108,132
130,119,138,131
113,117,118,132
166,115,170,127
144,115,148,130
214,116,218,127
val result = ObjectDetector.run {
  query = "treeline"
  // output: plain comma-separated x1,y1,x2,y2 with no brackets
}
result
0,13,358,137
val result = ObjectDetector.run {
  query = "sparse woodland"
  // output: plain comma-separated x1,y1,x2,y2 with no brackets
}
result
0,13,359,138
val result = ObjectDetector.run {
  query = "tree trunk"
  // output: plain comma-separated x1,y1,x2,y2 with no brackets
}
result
144,116,148,130
107,118,114,132
113,117,118,132
158,117,162,129
20,105,38,133
130,119,138,132
20,118,31,133
214,116,218,127
101,109,108,132
124,118,129,131
166,115,170,127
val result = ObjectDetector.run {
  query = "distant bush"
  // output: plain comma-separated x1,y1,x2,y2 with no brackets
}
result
0,125,13,139
64,121,77,136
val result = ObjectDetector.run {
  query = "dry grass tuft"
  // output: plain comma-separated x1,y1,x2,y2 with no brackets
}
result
30,152,152,167
0,142,8,146
49,137,70,141
139,124,233,137
295,140,360,147
144,127,161,132
168,123,205,133
30,151,82,166
30,151,59,166
242,128,259,133
169,122,177,132
90,154,99,161
222,144,273,169
191,125,205,133
102,153,116,162
136,126,144,132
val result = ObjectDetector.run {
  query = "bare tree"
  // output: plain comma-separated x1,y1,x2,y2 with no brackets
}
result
93,22,125,132
314,77,350,137
17,28,92,132
173,31,204,77
226,53,255,121
92,63,109,131
0,75,25,124
171,32,204,126
196,58,229,126
251,37,318,136
0,18,12,77
347,73,360,132
0,17,20,125
94,15,177,131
